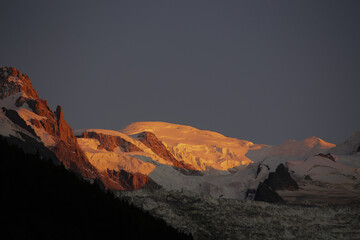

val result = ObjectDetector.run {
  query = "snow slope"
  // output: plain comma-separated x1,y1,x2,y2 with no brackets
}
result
122,121,266,171
289,155,359,184
78,129,183,165
76,124,360,202
77,138,156,175
329,132,360,155
247,136,336,166
0,93,54,145
76,127,267,199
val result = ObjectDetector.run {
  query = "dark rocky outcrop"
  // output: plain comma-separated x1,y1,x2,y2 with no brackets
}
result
256,164,270,178
254,164,299,203
106,169,152,190
316,153,336,162
2,107,38,138
245,189,257,200
304,175,312,180
264,164,299,191
136,131,197,171
254,182,283,202
82,131,143,152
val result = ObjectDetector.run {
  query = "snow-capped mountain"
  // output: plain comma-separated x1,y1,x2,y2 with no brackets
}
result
75,124,360,203
1,66,359,205
0,67,150,190
1,67,360,240
0,67,98,177
245,135,360,204
329,131,360,155
247,136,336,164
122,121,266,171
73,124,269,198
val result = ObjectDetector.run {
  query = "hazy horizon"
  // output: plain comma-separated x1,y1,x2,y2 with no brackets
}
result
1,0,359,145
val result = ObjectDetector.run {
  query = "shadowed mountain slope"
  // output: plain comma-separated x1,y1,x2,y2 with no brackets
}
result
0,137,193,240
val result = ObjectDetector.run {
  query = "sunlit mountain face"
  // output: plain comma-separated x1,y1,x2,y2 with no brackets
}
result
1,66,359,200
1,67,360,239
74,121,360,203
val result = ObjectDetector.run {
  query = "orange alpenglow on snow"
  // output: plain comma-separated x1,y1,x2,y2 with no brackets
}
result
122,121,265,171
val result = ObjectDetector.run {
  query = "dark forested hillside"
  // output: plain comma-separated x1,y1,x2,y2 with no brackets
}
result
0,137,192,240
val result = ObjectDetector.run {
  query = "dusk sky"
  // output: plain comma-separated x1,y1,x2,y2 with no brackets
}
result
1,0,359,145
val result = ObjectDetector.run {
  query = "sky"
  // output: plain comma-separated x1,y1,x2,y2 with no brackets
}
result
1,0,359,145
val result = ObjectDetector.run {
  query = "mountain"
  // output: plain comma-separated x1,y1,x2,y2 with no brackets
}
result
245,135,360,204
246,136,336,165
329,131,360,155
0,67,151,190
0,66,98,178
1,66,360,239
1,66,359,204
75,123,360,203
73,125,270,199
122,121,265,171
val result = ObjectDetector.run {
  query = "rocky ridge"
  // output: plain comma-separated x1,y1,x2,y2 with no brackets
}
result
106,168,155,190
82,131,143,152
0,67,148,190
135,131,198,171
0,67,98,178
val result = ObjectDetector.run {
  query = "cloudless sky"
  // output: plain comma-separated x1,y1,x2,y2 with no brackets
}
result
1,0,359,144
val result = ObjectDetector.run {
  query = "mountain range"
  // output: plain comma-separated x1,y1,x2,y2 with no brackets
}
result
1,67,360,239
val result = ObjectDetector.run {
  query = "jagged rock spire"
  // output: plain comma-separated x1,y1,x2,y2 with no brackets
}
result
0,67,99,179
0,66,39,99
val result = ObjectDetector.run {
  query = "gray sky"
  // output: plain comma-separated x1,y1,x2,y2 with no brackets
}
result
1,0,359,145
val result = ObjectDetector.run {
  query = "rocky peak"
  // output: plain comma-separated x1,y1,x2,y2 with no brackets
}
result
0,66,39,99
254,164,299,203
55,105,64,121
55,105,74,144
0,67,99,179
0,67,171,191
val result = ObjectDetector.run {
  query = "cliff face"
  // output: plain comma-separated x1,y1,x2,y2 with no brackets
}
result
0,67,149,190
0,67,39,99
136,131,197,171
82,131,143,152
0,67,99,179
106,169,152,190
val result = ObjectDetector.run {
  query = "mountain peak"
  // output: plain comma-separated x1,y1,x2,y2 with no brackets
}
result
329,131,360,155
0,66,39,100
0,67,100,179
303,136,322,143
55,105,64,121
